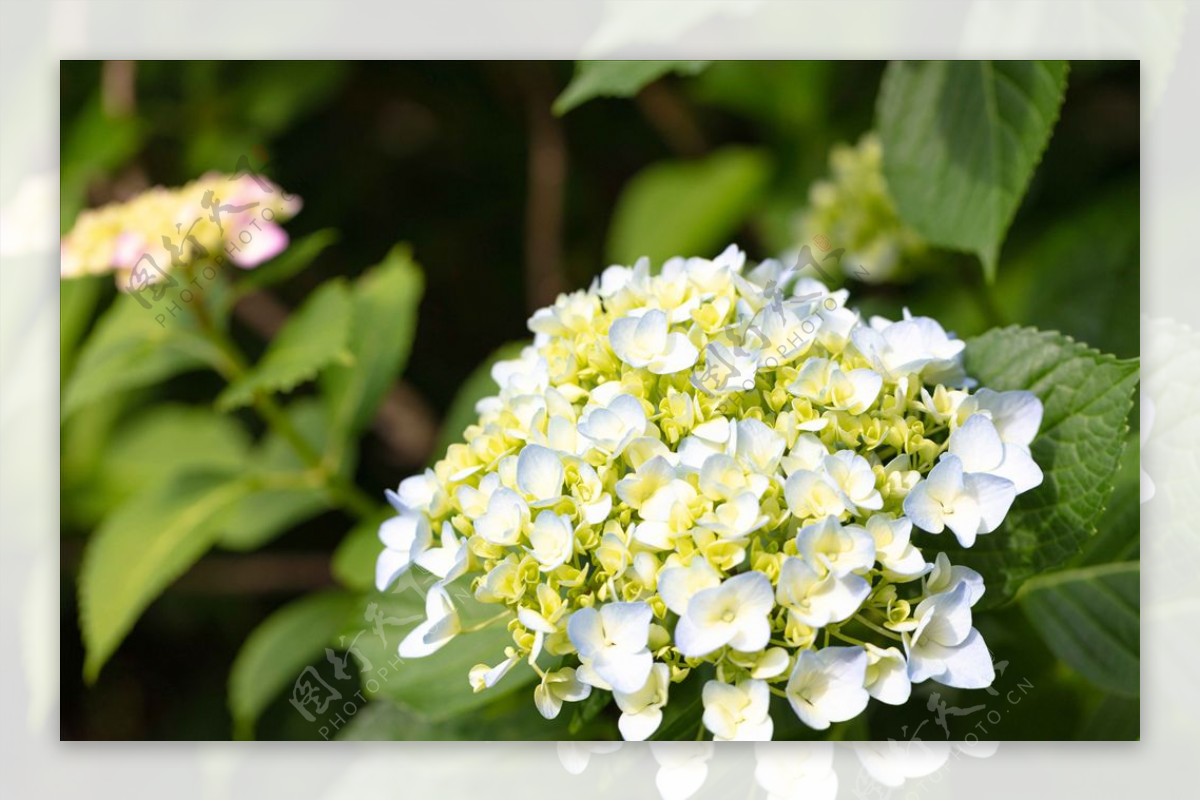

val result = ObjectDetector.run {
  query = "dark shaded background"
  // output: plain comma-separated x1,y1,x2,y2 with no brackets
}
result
60,60,1138,739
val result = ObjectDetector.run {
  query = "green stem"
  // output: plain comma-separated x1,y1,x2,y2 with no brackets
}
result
460,612,511,633
853,614,903,642
972,271,1007,328
828,628,868,647
188,275,378,521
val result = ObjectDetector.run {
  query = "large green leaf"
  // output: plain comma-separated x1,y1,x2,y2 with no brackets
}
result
233,228,339,296
929,327,1140,603
348,584,536,722
63,290,228,418
1018,562,1139,697
228,590,360,739
217,279,353,411
321,245,424,465
1076,693,1139,740
606,146,771,267
60,275,108,379
98,404,252,512
79,470,254,681
219,398,341,551
554,60,710,115
337,691,602,741
1072,430,1140,568
432,340,529,461
877,60,1069,280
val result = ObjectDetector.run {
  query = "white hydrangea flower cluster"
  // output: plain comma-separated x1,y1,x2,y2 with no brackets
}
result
376,245,1044,741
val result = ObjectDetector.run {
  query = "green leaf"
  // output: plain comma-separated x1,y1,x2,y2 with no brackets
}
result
432,341,529,462
236,61,350,136
338,691,597,740
219,398,340,551
79,470,253,682
63,291,228,418
1072,430,1140,567
349,584,536,721
1077,692,1139,740
554,60,710,115
932,327,1140,603
1018,562,1139,697
233,229,339,296
228,590,360,739
606,146,771,267
877,60,1069,280
321,245,424,462
60,276,108,379
331,510,392,591
216,279,353,411
689,61,833,136
99,404,252,511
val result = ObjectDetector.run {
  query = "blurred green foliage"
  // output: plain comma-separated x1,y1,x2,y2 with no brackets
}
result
60,60,1139,741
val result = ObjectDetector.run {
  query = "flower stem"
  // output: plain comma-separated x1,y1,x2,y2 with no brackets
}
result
187,278,378,520
461,612,511,633
853,614,903,642
828,628,868,647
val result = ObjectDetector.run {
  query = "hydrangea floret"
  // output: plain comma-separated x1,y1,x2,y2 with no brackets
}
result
377,245,1043,740
60,172,300,287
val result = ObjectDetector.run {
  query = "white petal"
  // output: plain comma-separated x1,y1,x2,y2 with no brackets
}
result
609,394,648,434
949,414,1005,473
397,620,440,658
375,547,412,591
599,601,653,652
379,513,430,553
566,607,603,659
903,484,945,534
534,683,563,719
517,444,565,502
658,559,721,616
518,606,557,634
909,628,995,689
941,493,982,548
971,388,1043,446
648,332,700,374
728,615,772,653
619,707,663,741
752,647,791,679
920,583,974,647
674,611,729,659
594,648,653,695
925,454,965,500
866,649,912,705
810,573,871,627
608,315,645,367
734,418,786,475
965,473,1016,533
995,444,1044,493
728,571,776,616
